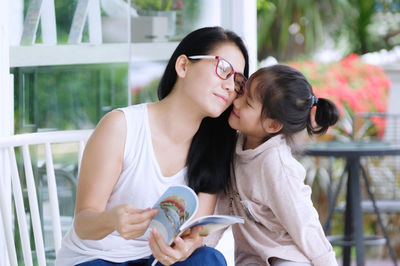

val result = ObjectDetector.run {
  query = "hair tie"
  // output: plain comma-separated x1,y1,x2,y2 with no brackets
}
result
311,95,319,107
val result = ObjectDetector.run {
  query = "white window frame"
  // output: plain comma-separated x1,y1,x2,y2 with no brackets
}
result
0,1,257,264
1,0,13,264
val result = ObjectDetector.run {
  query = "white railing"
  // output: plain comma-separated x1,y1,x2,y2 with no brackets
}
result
0,129,92,266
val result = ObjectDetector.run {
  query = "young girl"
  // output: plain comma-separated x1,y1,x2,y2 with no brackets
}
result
212,64,339,266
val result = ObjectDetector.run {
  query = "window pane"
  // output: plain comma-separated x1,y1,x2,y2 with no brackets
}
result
12,64,129,133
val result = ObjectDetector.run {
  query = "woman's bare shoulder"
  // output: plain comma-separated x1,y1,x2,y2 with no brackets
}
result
83,110,127,160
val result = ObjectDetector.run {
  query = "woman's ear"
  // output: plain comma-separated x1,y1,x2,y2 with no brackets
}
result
175,55,190,78
262,118,283,134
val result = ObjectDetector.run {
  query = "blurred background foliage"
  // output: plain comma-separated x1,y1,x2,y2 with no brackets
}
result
257,0,400,61
11,64,129,133
256,0,400,258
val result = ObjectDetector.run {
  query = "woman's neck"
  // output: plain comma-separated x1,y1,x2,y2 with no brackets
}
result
148,94,204,145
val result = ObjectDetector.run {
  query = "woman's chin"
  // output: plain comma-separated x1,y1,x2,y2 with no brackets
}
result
205,106,226,118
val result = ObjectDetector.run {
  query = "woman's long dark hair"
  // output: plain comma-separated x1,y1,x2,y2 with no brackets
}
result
158,27,249,194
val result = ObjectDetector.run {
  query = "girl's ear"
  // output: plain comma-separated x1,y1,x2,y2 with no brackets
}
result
262,118,283,134
175,55,190,78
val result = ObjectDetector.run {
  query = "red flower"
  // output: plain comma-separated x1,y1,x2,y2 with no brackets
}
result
290,54,391,140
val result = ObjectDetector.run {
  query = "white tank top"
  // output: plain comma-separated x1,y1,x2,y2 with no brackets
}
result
56,103,187,266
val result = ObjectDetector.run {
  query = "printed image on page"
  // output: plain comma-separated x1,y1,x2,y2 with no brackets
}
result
149,185,198,244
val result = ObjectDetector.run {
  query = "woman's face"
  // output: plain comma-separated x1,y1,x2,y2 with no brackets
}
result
182,42,246,118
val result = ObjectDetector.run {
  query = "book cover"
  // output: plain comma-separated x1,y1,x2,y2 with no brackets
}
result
149,185,244,245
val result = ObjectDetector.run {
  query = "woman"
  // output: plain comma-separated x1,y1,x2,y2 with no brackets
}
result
55,26,249,266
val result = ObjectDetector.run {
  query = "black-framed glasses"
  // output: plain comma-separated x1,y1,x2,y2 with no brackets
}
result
188,55,247,94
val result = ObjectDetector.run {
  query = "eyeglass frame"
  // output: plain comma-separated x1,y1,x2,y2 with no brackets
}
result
187,55,247,94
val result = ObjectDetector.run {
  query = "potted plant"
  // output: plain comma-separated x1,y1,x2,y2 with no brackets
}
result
131,0,184,40
102,0,183,43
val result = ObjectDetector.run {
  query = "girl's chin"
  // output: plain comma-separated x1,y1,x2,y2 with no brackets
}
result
228,118,239,130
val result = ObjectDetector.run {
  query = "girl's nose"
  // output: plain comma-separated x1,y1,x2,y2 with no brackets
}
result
233,95,242,107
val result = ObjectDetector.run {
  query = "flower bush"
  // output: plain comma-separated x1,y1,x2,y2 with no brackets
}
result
290,53,391,140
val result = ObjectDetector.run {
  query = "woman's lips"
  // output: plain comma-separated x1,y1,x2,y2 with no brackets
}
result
214,93,227,105
231,110,239,118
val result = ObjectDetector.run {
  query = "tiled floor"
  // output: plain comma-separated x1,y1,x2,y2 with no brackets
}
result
215,228,399,266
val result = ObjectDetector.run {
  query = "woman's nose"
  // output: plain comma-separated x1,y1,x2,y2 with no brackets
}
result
222,75,235,92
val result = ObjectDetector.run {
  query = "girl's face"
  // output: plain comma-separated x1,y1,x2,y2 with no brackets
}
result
182,42,246,118
228,80,270,147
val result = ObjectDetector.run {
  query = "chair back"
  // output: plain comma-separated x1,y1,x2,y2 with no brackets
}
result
352,112,400,143
352,112,400,203
0,129,92,266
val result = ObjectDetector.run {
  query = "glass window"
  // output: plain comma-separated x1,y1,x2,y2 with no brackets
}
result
7,0,210,264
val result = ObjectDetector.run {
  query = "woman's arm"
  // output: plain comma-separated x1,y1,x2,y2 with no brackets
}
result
73,110,157,240
193,192,218,219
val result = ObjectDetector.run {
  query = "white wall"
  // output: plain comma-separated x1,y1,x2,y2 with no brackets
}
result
222,0,258,75
383,66,400,114
0,0,12,263
197,0,222,28
9,0,24,46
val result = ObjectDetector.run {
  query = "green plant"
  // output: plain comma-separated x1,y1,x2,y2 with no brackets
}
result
257,0,400,61
131,0,183,11
329,0,400,55
256,0,347,61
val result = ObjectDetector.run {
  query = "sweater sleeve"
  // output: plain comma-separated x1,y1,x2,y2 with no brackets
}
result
260,152,338,266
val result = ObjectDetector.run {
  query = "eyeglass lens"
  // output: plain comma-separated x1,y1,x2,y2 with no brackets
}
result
216,58,246,94
216,59,233,79
234,73,246,94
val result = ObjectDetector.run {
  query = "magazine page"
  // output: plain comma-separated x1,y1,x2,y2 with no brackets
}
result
149,185,198,244
179,215,244,237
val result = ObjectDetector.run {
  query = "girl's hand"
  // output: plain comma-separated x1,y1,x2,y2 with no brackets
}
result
110,204,158,240
149,226,203,265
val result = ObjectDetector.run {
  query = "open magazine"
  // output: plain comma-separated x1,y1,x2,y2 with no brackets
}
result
149,185,244,245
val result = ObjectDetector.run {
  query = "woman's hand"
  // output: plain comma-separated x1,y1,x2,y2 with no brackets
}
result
148,226,203,265
110,204,158,240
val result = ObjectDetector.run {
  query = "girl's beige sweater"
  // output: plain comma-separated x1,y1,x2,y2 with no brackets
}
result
213,134,337,266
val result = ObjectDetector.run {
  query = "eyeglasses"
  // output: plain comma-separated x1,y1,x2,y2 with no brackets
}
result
188,55,247,94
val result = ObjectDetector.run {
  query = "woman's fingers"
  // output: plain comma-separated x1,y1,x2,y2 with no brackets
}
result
186,225,203,238
126,206,158,223
172,236,191,260
149,226,204,264
149,229,182,264
175,226,203,259
149,229,175,265
114,205,158,239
